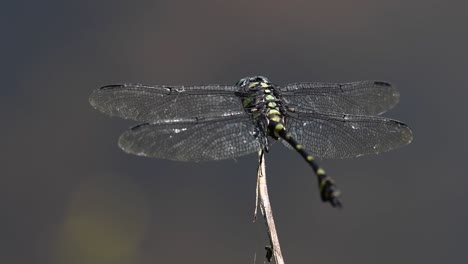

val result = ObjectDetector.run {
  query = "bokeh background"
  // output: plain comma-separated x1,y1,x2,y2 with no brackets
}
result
2,0,467,263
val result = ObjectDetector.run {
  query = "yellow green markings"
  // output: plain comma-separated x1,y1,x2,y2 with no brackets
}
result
264,89,271,94
248,82,259,89
260,82,270,88
273,123,284,138
270,116,281,122
268,109,280,116
316,168,326,175
306,155,314,161
317,169,329,189
242,97,253,107
265,95,275,101
285,132,292,140
295,144,303,150
274,123,284,131
267,102,277,108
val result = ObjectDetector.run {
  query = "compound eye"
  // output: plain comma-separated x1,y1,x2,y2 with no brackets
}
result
236,78,248,86
249,77,259,82
258,76,270,83
249,76,270,84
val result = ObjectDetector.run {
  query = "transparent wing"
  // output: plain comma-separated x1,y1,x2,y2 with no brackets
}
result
280,81,400,115
89,84,244,122
282,112,413,159
118,116,261,162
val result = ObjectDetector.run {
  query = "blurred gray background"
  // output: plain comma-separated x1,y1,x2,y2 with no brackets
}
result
2,0,467,263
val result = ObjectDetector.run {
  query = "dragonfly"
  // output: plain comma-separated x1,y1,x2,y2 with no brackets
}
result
89,76,413,207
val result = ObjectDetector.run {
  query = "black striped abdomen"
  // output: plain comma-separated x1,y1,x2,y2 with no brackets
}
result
268,120,342,207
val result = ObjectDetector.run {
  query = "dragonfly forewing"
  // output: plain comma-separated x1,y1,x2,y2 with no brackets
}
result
89,84,245,122
280,81,399,116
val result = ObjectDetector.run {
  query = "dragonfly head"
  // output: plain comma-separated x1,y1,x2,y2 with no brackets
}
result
236,76,271,88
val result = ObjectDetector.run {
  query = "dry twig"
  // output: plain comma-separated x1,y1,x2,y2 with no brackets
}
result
254,150,285,264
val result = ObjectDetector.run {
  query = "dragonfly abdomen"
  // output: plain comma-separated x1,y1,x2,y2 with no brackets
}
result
268,120,342,207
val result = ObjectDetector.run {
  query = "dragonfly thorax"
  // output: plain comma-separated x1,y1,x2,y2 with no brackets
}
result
237,77,286,141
